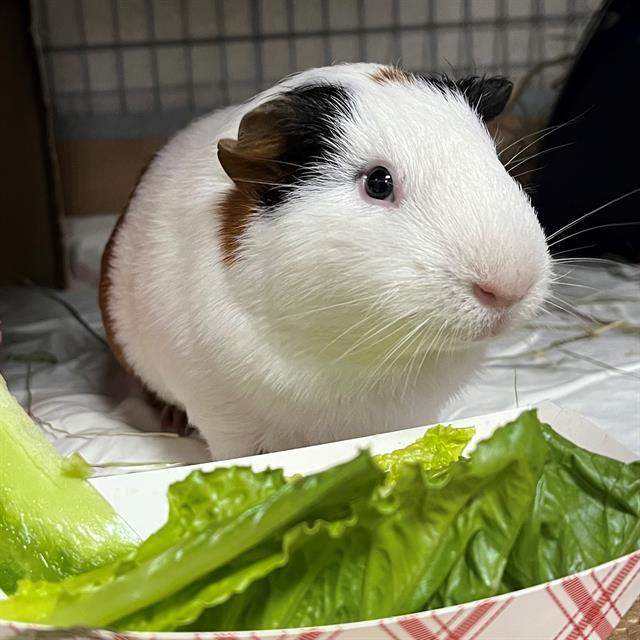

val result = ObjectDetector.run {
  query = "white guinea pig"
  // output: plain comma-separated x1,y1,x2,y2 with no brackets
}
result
100,62,550,460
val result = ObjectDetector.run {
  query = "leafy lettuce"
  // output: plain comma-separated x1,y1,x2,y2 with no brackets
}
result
0,375,138,595
0,452,382,628
0,408,638,633
504,424,640,591
193,413,545,632
374,424,475,482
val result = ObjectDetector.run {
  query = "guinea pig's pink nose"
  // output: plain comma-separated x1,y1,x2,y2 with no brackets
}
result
472,283,524,309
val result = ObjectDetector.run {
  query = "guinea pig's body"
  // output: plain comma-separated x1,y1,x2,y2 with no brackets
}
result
101,63,550,459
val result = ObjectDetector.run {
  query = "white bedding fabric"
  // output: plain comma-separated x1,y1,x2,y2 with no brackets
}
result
1,214,638,475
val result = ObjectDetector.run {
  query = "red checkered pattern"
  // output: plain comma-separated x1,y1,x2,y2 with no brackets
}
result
1,553,638,640
376,597,514,640
549,553,640,640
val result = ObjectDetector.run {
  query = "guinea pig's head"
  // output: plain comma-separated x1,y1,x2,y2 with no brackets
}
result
217,65,550,371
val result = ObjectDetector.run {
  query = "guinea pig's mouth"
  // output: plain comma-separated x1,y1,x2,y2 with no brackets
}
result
474,313,513,341
465,287,546,344
441,300,528,349
401,312,512,354
441,320,509,350
454,271,549,343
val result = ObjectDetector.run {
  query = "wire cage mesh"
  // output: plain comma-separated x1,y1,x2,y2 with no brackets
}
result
32,0,599,140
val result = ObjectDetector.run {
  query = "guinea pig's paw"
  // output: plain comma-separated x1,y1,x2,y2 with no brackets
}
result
159,403,194,437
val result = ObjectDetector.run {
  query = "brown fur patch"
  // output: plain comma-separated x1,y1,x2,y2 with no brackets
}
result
98,211,129,372
218,186,257,265
99,156,155,374
99,155,194,435
216,97,296,265
371,66,415,85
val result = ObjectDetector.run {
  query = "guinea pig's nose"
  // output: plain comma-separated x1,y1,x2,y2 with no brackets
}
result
472,283,524,309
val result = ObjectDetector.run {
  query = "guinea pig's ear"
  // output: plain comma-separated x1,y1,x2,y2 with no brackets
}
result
455,76,513,122
218,98,294,193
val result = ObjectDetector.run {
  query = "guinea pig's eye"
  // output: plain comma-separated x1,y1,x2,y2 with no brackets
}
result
363,166,394,202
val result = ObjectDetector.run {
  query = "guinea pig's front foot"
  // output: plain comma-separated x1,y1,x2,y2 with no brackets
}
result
188,410,264,461
159,403,194,437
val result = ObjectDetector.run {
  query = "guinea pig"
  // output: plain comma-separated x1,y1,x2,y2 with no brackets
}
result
100,63,550,460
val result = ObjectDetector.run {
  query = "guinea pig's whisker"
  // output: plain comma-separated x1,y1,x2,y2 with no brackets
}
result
549,267,578,283
318,314,373,355
263,158,306,170
549,268,596,290
232,156,306,171
433,321,454,366
509,165,545,181
337,312,415,363
320,291,397,356
507,142,574,173
543,299,579,322
400,320,449,382
276,294,380,321
545,187,640,243
548,221,640,249
401,328,429,399
550,288,628,315
551,258,640,283
550,244,598,257
552,256,632,267
549,266,574,279
335,313,402,359
399,323,435,400
233,177,297,189
533,305,556,324
384,331,422,396
546,291,588,312
283,276,348,306
367,316,433,388
550,281,598,292
504,129,569,168
421,316,454,372
497,119,575,160
404,326,439,396
544,296,595,325
500,113,583,165
380,325,431,396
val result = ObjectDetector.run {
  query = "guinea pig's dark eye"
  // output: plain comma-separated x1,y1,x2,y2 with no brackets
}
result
364,166,394,201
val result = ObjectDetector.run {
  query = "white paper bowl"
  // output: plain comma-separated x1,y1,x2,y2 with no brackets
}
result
2,402,638,640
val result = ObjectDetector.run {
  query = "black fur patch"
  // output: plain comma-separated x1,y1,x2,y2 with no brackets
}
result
260,84,352,207
423,74,513,122
254,75,510,208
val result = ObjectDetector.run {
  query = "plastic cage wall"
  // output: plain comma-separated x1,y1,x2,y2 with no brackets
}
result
32,0,599,142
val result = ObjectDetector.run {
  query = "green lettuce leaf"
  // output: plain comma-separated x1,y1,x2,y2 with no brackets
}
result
374,425,475,482
2,409,638,635
0,375,138,595
119,515,358,632
109,465,292,631
114,423,475,630
0,451,382,629
184,412,546,631
123,422,490,632
0,465,286,625
136,466,286,562
503,423,640,590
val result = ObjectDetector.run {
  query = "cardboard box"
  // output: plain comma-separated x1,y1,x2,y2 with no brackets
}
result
1,401,638,639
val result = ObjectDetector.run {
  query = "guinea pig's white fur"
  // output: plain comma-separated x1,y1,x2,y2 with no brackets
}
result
104,62,550,459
